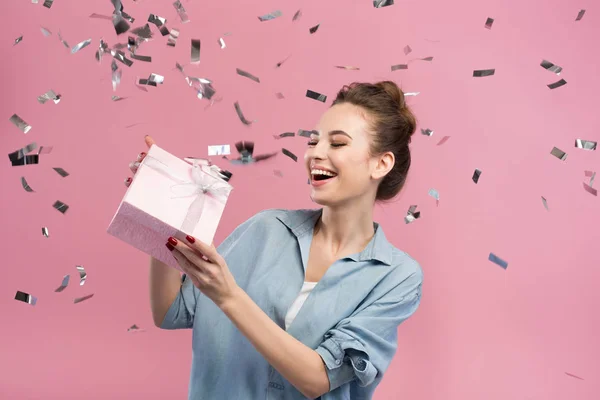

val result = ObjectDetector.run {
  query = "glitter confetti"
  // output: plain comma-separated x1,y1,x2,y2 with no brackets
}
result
208,145,230,156
77,265,87,285
282,148,298,162
57,31,69,48
391,64,408,71
236,68,260,83
403,45,412,55
71,38,92,54
15,291,37,306
127,324,145,332
53,167,69,177
8,143,36,162
373,0,394,7
131,24,153,39
229,141,278,164
131,54,152,62
575,10,586,21
139,73,164,86
173,0,189,23
484,17,494,29
191,39,201,63
218,37,226,49
404,92,420,96
54,275,70,292
334,65,360,70
550,146,567,161
37,89,61,104
9,114,31,134
275,132,295,139
473,69,495,77
472,169,482,184
148,14,167,28
14,35,23,45
540,60,562,75
404,205,420,224
548,79,567,89
583,182,597,196
541,196,549,211
292,10,302,21
234,101,254,125
258,10,282,21
74,294,94,304
575,139,596,150
113,14,131,36
53,200,69,214
437,136,450,146
41,27,52,37
298,129,316,138
421,128,433,136
166,28,180,47
309,24,320,34
306,89,327,102
21,177,34,192
43,0,53,9
42,227,49,238
488,253,508,269
428,188,440,206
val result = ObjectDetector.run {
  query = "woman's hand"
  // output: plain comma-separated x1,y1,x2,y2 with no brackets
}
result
166,235,241,309
125,135,155,187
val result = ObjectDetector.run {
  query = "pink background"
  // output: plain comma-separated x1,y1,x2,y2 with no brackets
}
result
1,0,598,399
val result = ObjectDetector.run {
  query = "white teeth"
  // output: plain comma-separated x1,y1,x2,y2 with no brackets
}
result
311,169,336,177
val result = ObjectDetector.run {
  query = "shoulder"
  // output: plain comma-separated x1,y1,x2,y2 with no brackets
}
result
388,247,424,287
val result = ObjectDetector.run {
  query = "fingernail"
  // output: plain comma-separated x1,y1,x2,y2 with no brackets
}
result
125,177,132,183
137,152,146,161
168,237,178,246
166,242,175,251
185,235,195,243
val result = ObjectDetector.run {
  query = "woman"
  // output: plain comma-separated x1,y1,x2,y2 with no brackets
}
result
126,81,423,400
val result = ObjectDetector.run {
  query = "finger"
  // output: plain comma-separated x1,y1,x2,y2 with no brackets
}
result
173,240,214,274
124,177,132,187
129,160,140,174
172,248,204,287
183,235,221,263
145,135,155,148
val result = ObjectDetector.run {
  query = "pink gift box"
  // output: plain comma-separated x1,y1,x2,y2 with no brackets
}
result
107,144,233,271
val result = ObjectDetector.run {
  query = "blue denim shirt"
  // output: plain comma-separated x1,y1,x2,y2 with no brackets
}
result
161,208,423,400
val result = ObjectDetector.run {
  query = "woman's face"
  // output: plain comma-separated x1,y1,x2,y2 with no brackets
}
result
304,102,384,206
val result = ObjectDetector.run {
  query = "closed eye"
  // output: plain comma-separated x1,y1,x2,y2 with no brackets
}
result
307,141,346,148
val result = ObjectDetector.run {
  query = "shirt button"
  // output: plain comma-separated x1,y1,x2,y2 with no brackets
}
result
335,360,341,365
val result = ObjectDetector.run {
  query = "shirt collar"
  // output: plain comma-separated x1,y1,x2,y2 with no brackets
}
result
275,208,394,266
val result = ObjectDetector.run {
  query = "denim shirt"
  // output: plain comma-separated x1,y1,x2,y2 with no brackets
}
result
161,208,423,400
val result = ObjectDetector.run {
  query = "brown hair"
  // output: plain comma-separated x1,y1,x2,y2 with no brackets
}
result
331,81,417,201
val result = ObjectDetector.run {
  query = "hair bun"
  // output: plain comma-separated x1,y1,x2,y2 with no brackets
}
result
375,81,406,111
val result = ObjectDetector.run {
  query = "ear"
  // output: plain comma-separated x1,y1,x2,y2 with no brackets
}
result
371,151,395,181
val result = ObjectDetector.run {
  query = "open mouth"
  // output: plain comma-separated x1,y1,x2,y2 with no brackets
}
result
311,171,338,181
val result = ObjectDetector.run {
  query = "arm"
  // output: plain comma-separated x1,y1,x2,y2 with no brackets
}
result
220,288,329,399
149,256,182,327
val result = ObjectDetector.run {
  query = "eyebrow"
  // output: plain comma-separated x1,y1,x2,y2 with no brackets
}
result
311,130,353,139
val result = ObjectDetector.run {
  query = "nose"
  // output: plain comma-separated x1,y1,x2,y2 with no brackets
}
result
308,140,327,160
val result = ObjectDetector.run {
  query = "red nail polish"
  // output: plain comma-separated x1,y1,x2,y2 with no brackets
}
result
168,237,178,246
126,177,132,183
166,242,174,251
185,235,195,243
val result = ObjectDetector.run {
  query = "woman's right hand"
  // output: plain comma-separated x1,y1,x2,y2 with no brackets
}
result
125,135,156,187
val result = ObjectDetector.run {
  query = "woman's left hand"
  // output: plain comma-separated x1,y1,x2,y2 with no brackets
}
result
167,235,240,309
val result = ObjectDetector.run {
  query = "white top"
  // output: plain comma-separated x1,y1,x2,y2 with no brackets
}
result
285,281,319,330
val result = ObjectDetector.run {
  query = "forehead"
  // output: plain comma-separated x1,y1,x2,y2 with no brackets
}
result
315,103,371,138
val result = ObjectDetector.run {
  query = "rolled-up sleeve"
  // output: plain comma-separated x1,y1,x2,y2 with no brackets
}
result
160,273,199,330
315,268,423,392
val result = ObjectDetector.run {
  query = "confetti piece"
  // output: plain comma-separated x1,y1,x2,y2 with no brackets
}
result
583,182,597,196
54,275,70,292
74,294,94,304
274,170,283,177
38,146,53,154
473,69,495,77
14,35,23,45
540,60,562,75
259,10,282,21
541,196,549,211
139,73,164,86
37,89,61,104
484,17,494,29
53,200,69,214
309,24,320,34
292,10,302,21
275,92,285,99
234,101,254,125
148,14,167,27
586,171,596,187
416,56,434,62
306,89,327,102
42,227,49,237
53,167,69,177
43,0,53,9
437,136,450,146
391,64,408,71
15,291,37,306
9,114,31,134
404,205,420,224
112,95,126,101
575,139,596,150
403,45,412,55
218,37,226,49
334,65,360,70
131,54,152,62
547,79,567,89
275,132,295,139
57,31,70,48
127,324,145,332
282,148,298,162
404,92,420,96
113,16,131,35
191,39,201,63
550,147,567,161
8,143,37,163
131,24,153,39
428,189,440,206
276,55,291,68
472,169,482,184
21,177,34,192
373,0,394,7
41,27,52,37
173,0,189,23
575,10,586,21
167,28,180,47
298,129,316,138
208,145,230,156
71,38,92,54
230,141,278,164
11,155,38,166
236,68,260,83
77,265,87,285
488,253,508,269
421,128,433,136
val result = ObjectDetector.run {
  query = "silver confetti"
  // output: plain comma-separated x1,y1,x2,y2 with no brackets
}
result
334,65,360,70
298,129,316,138
275,132,295,139
41,27,52,37
43,0,53,9
373,0,394,7
473,69,495,77
404,205,420,224
38,146,53,154
575,139,597,150
57,31,70,48
275,92,285,99
236,68,260,83
485,17,494,29
404,92,420,96
191,39,201,63
282,148,298,162
309,24,320,34
11,155,38,166
586,171,596,187
14,35,23,45
421,128,433,136
547,79,567,89
488,253,508,269
258,10,282,21
292,10,302,21
428,188,440,206
9,142,37,162
37,89,61,104
391,64,408,71
53,167,69,177
9,114,31,133
77,265,87,285
306,90,327,102
42,227,49,237
230,141,278,164
74,294,94,304
540,60,562,75
53,200,69,214
437,136,450,146
218,37,226,49
583,182,597,196
131,24,153,39
127,324,145,332
21,177,34,192
472,169,482,184
541,196,549,211
276,54,291,68
208,145,230,156
15,291,37,306
148,14,167,27
550,146,567,161
234,102,254,125
576,10,586,21
173,0,189,23
403,45,412,55
167,28,180,47
54,275,70,292
71,38,92,54
416,56,434,62
112,68,122,91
